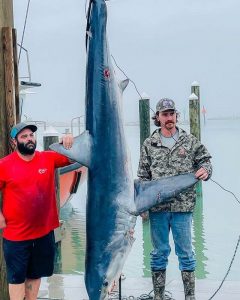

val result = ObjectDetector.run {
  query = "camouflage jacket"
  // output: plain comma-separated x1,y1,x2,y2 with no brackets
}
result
137,127,212,212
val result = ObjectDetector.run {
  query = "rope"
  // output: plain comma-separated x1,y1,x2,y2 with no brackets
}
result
111,55,156,115
208,234,240,299
210,178,240,205
108,289,175,300
206,178,240,299
18,0,31,63
111,55,142,100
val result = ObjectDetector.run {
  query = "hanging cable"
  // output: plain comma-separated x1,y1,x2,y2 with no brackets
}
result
111,55,142,100
108,288,175,300
208,234,240,299
18,0,31,64
111,54,156,117
206,178,240,299
210,178,240,205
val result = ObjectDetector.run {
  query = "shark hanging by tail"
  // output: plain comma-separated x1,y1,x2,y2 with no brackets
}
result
50,0,198,298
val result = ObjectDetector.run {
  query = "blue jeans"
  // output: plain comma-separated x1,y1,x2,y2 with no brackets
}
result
149,211,196,272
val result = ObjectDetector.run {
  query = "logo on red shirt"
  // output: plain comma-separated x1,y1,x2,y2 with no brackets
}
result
38,168,47,174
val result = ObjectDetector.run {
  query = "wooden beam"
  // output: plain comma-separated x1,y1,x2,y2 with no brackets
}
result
2,27,16,153
0,0,14,27
12,28,20,123
0,1,15,299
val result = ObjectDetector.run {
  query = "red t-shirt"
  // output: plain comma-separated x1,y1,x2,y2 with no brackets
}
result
0,150,70,241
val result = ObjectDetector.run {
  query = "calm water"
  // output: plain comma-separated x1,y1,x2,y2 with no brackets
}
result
52,120,240,281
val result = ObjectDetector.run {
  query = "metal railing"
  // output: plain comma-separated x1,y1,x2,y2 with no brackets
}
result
71,115,85,136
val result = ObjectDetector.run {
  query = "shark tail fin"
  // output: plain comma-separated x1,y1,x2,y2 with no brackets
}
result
134,173,198,215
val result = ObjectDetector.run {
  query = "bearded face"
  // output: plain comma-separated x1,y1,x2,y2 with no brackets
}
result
14,128,37,156
157,110,177,130
16,139,37,155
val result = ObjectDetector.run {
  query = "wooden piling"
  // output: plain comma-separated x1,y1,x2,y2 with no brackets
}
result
189,91,201,141
2,27,16,152
189,83,202,187
43,135,59,151
12,29,20,123
189,91,203,195
139,94,152,274
189,83,207,278
139,94,150,147
0,1,16,298
191,81,200,99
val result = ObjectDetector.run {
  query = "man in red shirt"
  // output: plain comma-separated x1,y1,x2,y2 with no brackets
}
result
0,122,74,300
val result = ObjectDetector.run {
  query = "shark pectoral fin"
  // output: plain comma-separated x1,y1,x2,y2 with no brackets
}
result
134,173,199,215
119,79,129,92
49,130,92,168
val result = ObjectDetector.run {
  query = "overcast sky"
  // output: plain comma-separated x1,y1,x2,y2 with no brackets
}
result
13,0,240,123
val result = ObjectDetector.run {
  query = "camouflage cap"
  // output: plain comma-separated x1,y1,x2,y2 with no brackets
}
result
156,98,176,112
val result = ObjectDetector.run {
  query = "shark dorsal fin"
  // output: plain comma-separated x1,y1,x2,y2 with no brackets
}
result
119,79,129,92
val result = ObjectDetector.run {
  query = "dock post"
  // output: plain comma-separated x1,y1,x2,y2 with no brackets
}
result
189,88,202,198
189,92,201,141
0,1,17,298
189,82,208,278
43,127,63,273
139,93,150,147
2,27,17,153
43,127,59,152
139,93,152,276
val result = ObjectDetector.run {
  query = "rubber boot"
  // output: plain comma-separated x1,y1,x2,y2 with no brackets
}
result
181,271,196,300
152,270,166,300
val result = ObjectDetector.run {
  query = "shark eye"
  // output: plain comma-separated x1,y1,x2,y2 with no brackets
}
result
103,280,108,287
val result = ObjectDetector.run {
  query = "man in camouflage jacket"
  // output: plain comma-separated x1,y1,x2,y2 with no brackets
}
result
137,98,212,300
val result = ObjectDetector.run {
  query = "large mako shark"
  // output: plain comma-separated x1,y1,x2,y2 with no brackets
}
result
50,0,198,298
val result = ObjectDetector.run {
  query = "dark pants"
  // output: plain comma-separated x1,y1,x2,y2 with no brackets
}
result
3,231,55,284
